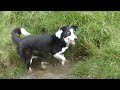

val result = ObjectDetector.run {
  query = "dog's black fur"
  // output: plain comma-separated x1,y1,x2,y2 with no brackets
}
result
11,26,78,70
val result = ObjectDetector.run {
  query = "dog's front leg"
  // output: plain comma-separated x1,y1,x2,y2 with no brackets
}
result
53,53,66,65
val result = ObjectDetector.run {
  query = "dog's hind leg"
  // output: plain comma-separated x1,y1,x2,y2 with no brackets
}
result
29,56,38,71
17,46,27,62
30,56,38,64
18,47,33,71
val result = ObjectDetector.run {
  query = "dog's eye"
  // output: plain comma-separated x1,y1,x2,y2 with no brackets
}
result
67,32,71,35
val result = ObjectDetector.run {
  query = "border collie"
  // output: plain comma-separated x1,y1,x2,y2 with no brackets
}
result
11,25,78,71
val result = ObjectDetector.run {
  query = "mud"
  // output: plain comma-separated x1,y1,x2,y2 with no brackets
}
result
21,59,78,79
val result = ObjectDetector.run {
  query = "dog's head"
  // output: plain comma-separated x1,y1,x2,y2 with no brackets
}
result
55,25,78,46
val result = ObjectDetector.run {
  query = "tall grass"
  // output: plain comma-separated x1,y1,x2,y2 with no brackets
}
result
0,11,120,78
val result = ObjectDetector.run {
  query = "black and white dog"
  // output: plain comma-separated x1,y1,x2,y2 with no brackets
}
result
11,25,78,71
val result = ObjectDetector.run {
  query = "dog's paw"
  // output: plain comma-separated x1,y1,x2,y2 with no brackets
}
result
41,62,48,70
61,59,70,65
28,67,32,72
41,65,47,70
61,60,66,65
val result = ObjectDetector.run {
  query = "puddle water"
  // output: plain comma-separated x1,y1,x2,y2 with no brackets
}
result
21,59,78,79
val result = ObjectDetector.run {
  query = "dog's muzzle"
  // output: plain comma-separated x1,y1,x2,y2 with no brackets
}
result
69,39,77,46
70,40,75,46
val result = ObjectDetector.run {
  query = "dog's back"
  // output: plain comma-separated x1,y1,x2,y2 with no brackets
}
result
19,35,55,52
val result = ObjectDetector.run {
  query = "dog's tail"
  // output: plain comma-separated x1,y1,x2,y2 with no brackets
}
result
11,28,30,45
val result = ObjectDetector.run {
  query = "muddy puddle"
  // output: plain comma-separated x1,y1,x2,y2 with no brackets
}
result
21,58,78,79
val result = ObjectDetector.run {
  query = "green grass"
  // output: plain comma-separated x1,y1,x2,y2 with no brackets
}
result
71,46,120,79
0,11,120,78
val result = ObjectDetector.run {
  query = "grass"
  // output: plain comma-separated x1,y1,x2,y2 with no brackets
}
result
71,46,120,79
0,11,120,79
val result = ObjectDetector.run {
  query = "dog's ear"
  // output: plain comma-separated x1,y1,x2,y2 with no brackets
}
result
71,25,78,31
60,26,67,31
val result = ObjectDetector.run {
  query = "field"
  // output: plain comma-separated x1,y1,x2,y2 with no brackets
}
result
0,11,120,79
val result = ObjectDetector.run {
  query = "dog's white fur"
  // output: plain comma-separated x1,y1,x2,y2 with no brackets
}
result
53,47,68,65
21,28,31,36
64,28,77,45
55,29,63,39
53,28,77,65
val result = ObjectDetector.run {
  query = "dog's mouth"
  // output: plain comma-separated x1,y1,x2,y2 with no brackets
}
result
69,40,76,46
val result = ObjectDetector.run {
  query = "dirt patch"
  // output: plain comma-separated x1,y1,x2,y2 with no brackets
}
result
21,59,78,79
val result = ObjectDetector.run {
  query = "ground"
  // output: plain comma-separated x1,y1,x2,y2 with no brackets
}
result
21,59,77,79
